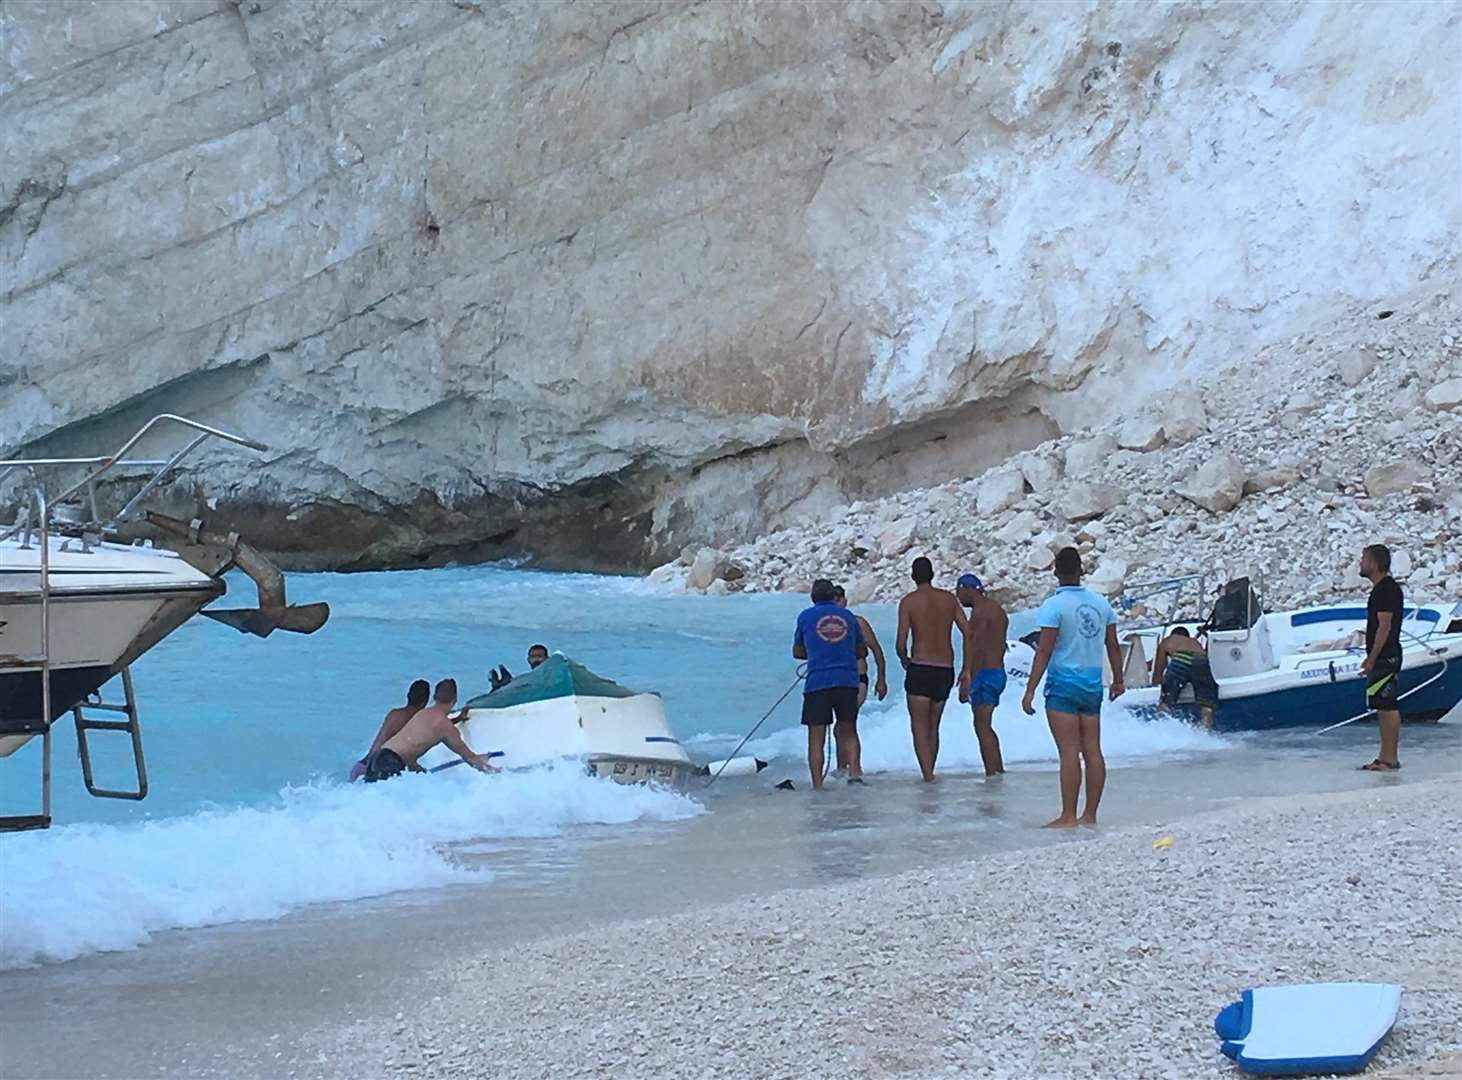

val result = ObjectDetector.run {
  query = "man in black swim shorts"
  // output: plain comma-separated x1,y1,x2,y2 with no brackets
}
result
895,557,974,783
363,747,408,782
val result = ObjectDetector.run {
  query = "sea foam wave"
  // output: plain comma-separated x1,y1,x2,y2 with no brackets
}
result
0,764,702,969
736,687,1231,772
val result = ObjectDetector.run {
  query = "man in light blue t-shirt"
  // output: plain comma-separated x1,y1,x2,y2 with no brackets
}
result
1021,547,1125,828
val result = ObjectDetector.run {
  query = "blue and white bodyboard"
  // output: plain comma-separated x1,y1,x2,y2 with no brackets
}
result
1215,982,1402,1076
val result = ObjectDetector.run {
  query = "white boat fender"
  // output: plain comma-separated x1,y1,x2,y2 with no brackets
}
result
696,756,769,777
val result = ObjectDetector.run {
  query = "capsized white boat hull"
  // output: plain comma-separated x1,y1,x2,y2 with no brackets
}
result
417,690,694,788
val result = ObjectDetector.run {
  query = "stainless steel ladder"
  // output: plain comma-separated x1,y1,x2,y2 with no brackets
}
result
73,668,148,801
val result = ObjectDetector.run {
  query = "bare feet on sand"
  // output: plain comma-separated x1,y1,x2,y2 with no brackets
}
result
1044,816,1079,828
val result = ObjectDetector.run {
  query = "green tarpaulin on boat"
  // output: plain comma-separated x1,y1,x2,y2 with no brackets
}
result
462,655,642,711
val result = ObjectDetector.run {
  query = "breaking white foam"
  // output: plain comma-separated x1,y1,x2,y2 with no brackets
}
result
0,764,702,969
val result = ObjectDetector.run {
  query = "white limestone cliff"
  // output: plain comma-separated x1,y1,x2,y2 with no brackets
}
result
2,1,1457,568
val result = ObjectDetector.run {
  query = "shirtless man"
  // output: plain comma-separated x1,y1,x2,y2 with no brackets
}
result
1151,626,1218,728
366,678,495,781
832,584,888,779
956,573,1007,777
896,556,973,782
351,679,430,780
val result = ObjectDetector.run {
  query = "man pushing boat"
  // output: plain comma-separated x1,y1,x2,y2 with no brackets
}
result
365,679,497,781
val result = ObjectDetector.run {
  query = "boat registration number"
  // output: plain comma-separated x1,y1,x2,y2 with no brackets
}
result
595,760,676,784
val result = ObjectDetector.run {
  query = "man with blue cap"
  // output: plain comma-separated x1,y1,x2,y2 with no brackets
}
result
956,572,1008,776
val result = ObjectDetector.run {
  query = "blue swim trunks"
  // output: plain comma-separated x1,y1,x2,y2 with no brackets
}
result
1044,667,1104,716
969,668,1007,708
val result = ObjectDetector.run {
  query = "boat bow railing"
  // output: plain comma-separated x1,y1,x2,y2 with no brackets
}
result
0,414,268,546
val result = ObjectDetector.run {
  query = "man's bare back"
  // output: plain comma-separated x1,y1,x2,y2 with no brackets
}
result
382,684,492,773
898,586,964,667
965,595,1008,671
370,705,417,756
382,704,455,766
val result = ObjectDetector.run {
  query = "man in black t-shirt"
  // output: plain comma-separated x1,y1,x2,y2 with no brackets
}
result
1360,543,1404,771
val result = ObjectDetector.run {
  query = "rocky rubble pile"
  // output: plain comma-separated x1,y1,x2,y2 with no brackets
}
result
653,287,1462,612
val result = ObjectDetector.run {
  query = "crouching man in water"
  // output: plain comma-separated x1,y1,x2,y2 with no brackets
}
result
1152,627,1218,728
793,579,867,789
956,573,1007,777
365,678,496,781
1021,548,1124,827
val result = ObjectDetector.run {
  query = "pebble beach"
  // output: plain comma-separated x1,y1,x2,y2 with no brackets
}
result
312,776,1462,1079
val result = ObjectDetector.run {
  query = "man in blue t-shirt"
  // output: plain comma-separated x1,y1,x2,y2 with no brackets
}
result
1021,547,1124,828
793,579,867,789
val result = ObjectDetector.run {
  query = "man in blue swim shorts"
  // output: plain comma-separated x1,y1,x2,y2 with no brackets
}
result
956,572,1007,776
1021,548,1125,827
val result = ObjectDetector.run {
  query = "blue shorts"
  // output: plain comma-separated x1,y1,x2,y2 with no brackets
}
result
1045,668,1103,717
969,668,1007,708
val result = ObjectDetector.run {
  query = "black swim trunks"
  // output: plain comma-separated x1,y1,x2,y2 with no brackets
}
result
904,662,955,702
802,686,860,728
364,748,407,782
1365,662,1401,711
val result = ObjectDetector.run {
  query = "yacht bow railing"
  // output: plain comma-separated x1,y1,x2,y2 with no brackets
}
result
0,414,267,546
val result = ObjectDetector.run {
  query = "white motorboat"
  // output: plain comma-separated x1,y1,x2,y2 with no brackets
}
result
1110,576,1462,730
0,414,328,829
417,655,694,788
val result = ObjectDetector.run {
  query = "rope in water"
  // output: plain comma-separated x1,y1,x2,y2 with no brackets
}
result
1314,627,1451,735
704,664,807,787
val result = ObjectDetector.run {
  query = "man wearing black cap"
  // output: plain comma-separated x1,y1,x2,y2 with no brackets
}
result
793,579,868,789
956,572,1007,776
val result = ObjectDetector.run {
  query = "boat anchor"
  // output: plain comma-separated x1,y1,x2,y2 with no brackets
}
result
144,511,330,637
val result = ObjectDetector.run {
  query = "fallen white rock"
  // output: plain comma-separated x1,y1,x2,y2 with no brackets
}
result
1061,482,1125,522
878,520,917,557
1117,414,1166,452
1019,454,1062,492
976,470,1027,516
686,547,731,590
1337,347,1377,386
1064,435,1119,478
1424,377,1462,411
1161,390,1210,442
1087,557,1128,596
1175,452,1247,512
1363,459,1430,497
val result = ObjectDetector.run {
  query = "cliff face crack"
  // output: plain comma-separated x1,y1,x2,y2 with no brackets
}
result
793,297,829,341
